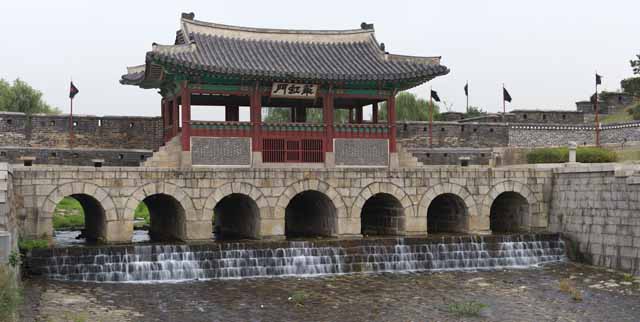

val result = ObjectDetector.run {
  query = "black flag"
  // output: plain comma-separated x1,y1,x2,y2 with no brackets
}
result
596,74,602,85
430,90,441,102
69,82,79,99
503,87,512,103
464,83,468,96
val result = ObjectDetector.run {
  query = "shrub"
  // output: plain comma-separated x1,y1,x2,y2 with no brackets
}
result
627,103,640,120
18,239,49,252
447,301,488,317
0,266,22,322
576,147,617,163
526,147,617,164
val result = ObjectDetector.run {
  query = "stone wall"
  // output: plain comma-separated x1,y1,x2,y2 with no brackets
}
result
408,148,492,166
549,164,640,275
0,147,152,167
508,122,640,147
510,110,584,124
0,163,16,264
11,166,552,243
397,122,509,148
0,112,163,151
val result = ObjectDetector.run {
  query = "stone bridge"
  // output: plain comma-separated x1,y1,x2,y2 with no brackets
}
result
12,165,553,243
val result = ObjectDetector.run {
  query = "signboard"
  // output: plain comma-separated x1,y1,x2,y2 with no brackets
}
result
271,83,318,99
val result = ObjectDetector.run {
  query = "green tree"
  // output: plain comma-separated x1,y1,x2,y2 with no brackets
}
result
0,78,60,114
380,92,441,121
463,106,487,118
631,54,640,75
621,77,640,96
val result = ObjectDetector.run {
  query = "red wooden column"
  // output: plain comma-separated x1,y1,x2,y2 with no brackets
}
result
181,86,191,151
355,106,363,123
250,84,262,151
372,102,379,123
172,98,179,138
160,99,166,143
323,90,334,152
387,95,397,153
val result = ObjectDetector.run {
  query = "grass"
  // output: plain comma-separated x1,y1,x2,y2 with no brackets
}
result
622,273,635,283
288,290,310,307
18,239,49,252
134,202,150,226
447,301,488,317
601,108,633,124
559,278,583,302
0,265,22,322
53,197,84,230
616,148,640,162
53,197,152,230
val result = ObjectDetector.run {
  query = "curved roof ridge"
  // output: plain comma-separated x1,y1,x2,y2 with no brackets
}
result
181,16,376,44
152,42,197,54
385,53,442,65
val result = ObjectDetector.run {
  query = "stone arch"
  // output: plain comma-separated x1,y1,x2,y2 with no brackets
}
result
418,183,478,234
202,182,269,221
273,179,346,219
123,182,197,222
481,181,539,232
40,181,118,242
351,182,415,219
418,183,478,218
41,181,117,221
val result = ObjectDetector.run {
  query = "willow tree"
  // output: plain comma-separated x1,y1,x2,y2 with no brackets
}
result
0,78,60,115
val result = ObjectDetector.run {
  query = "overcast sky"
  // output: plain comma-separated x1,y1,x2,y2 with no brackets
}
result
1,0,638,118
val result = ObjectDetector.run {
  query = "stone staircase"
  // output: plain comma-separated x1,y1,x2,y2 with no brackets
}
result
397,143,424,168
141,135,182,167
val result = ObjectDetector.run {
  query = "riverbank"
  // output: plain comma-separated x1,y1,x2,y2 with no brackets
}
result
19,262,640,322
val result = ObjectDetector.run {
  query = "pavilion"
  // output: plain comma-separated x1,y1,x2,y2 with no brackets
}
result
121,12,448,167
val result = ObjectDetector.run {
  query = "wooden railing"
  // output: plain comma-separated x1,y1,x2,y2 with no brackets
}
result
262,138,324,163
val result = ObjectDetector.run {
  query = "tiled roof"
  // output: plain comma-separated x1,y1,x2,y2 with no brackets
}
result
121,13,449,86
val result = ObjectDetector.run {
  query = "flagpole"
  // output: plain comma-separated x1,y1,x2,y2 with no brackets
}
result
466,81,469,114
502,84,506,122
69,80,74,149
595,73,600,147
429,86,433,148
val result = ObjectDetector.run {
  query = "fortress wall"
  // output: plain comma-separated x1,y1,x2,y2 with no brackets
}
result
550,164,640,275
0,112,163,151
508,122,640,147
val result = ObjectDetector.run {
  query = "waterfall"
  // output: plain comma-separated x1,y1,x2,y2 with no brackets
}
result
28,233,566,283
